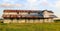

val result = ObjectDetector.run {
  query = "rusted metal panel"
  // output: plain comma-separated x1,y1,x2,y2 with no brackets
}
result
3,10,41,13
2,10,57,19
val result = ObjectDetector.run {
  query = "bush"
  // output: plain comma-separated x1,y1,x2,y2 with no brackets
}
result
54,19,60,23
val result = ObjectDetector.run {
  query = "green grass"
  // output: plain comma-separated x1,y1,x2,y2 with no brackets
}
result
0,23,60,31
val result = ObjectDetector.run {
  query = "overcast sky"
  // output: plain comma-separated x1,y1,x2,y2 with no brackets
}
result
0,0,60,18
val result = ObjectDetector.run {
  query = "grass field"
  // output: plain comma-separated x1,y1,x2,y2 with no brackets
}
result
0,23,60,31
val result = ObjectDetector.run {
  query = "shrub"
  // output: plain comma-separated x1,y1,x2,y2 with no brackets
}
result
54,19,60,23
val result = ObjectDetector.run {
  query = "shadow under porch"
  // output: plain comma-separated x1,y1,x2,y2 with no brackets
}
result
3,18,54,23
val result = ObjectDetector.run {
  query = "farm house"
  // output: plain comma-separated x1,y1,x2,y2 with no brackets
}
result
2,10,57,23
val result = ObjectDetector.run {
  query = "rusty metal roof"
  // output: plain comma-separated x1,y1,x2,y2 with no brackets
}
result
3,10,42,13
2,10,57,19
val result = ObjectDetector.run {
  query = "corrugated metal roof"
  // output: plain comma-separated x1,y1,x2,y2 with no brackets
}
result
2,10,57,19
3,10,42,13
